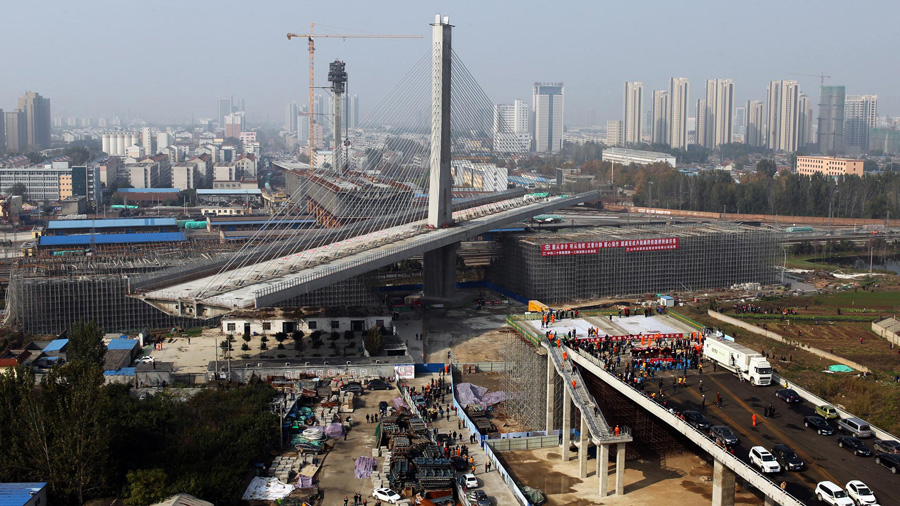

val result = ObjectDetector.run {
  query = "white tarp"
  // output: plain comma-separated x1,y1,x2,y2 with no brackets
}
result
241,477,295,501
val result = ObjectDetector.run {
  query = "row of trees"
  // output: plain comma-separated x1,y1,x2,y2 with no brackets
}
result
0,322,278,505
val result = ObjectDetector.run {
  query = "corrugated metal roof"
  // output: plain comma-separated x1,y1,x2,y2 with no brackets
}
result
197,189,262,195
103,367,136,376
117,188,180,193
47,218,177,230
0,483,47,506
39,232,186,246
210,219,315,226
107,338,138,350
43,339,68,352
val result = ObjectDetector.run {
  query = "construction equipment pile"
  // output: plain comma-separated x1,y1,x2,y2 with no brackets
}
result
370,413,454,496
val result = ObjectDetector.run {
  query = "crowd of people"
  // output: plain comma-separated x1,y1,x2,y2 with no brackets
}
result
731,303,800,316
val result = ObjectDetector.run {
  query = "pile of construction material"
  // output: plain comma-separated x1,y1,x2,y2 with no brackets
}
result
372,413,454,497
268,455,300,483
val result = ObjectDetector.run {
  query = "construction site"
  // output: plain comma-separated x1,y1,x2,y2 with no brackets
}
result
492,223,781,303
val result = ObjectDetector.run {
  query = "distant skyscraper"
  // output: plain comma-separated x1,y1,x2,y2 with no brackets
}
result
818,86,845,154
767,80,801,152
845,95,877,151
745,100,765,147
651,90,669,145
606,120,623,147
697,79,733,148
532,83,564,152
298,105,309,144
0,110,5,152
217,96,233,128
494,99,531,152
669,78,690,149
695,99,707,148
285,102,299,132
623,82,643,145
225,112,243,138
5,110,26,152
141,126,154,156
798,94,814,149
349,95,359,129
17,91,51,150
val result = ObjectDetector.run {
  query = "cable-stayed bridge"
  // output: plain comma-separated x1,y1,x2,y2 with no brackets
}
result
133,15,597,318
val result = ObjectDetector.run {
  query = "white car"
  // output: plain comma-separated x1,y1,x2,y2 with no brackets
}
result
845,480,878,506
815,481,855,506
372,487,401,504
135,356,155,364
748,446,781,473
461,473,478,488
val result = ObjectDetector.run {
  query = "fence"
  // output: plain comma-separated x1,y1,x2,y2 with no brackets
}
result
451,364,533,506
457,362,513,373
486,435,559,452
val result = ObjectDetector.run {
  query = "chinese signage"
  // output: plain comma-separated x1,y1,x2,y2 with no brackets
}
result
540,237,679,256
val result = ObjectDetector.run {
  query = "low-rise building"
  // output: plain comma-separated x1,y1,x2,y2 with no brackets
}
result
0,482,48,506
601,147,677,167
221,307,393,337
796,156,864,177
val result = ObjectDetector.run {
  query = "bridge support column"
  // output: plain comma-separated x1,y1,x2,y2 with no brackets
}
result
427,14,453,229
763,496,776,506
615,442,626,495
578,414,589,478
423,243,460,301
561,388,571,462
712,458,736,506
545,353,555,434
597,443,609,497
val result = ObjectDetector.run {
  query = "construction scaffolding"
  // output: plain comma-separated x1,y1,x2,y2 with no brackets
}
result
500,331,552,432
493,223,781,303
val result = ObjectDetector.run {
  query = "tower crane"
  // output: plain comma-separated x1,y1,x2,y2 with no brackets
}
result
789,72,832,86
287,25,422,173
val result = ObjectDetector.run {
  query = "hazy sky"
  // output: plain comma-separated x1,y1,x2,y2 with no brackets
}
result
2,0,896,126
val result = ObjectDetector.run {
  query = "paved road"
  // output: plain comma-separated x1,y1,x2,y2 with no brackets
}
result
659,369,900,505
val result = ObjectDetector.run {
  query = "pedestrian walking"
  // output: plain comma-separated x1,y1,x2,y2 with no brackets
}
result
366,414,370,423
752,413,758,427
701,394,706,410
344,497,349,506
699,380,703,393
716,392,722,408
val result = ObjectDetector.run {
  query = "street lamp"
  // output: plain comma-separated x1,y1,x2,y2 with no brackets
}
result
648,181,654,208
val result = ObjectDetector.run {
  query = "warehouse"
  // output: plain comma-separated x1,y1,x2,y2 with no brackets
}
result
492,224,780,303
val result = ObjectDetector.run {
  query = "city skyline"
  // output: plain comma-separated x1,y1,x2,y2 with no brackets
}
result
1,0,898,125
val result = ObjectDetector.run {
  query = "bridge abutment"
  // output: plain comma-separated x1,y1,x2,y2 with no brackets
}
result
712,458,736,506
598,443,610,497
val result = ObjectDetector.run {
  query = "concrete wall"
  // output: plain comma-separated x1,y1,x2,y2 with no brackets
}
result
213,361,400,382
221,315,393,337
605,203,900,227
871,318,900,346
707,310,870,372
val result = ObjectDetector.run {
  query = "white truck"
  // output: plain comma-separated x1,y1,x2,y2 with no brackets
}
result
703,338,773,386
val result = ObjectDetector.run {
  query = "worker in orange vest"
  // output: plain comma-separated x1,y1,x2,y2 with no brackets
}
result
752,413,758,427
614,425,620,436
572,380,576,388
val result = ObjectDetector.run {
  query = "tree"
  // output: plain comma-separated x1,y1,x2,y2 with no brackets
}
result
67,321,106,366
292,330,305,354
756,159,777,178
6,182,27,198
363,326,384,356
864,159,879,172
124,468,168,506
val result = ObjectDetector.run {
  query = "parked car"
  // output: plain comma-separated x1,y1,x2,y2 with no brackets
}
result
467,489,490,506
709,426,739,447
449,456,468,471
340,382,364,394
814,481,854,506
772,444,804,471
873,439,900,454
683,410,711,431
804,415,835,435
378,401,390,414
135,356,155,364
844,480,878,506
367,379,391,390
837,436,872,457
837,417,874,438
372,487,401,504
815,404,840,419
874,452,900,474
775,388,801,403
749,446,781,473
459,473,478,488
435,433,452,445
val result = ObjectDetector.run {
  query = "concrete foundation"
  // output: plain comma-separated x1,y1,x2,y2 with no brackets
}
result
598,443,610,497
616,442,626,495
422,242,467,305
712,458,736,506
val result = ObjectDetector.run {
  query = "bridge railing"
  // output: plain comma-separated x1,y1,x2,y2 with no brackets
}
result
569,347,805,506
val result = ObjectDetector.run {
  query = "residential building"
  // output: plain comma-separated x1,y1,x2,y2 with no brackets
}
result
532,82,565,152
796,155,863,177
213,162,240,182
172,157,210,190
695,98,707,148
0,164,90,203
126,155,170,189
157,132,173,152
697,79,733,149
285,101,299,132
798,94,814,149
141,126,154,156
602,147,676,167
606,120,623,147
493,99,531,152
623,81,643,145
650,90,669,145
17,91,51,150
5,110,26,152
745,100,765,147
0,109,4,152
451,160,508,192
669,77,690,149
845,95,877,151
767,80,801,152
734,106,745,140
234,154,257,178
89,156,122,186
868,128,900,154
818,85,845,154
217,96,233,128
224,112,243,139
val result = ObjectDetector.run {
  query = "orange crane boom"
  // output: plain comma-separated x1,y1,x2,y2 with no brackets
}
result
789,72,831,86
287,24,422,173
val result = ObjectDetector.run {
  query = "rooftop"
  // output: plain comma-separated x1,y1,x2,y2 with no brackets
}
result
117,188,180,194
39,232,187,247
47,217,178,230
106,338,139,351
43,339,69,353
197,189,262,196
0,483,47,506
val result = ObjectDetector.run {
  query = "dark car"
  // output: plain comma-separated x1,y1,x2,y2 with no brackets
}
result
467,490,490,506
684,410,711,431
340,382,364,394
804,415,834,435
838,436,872,457
873,439,900,454
775,389,801,403
450,456,468,471
772,444,804,471
710,426,739,446
378,401,390,413
874,452,900,474
367,379,391,390
435,433,452,445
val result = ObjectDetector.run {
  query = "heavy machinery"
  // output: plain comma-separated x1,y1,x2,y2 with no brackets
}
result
703,338,773,386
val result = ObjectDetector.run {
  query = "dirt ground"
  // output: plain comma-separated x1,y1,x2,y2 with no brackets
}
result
449,325,516,363
502,449,761,506
763,321,900,371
